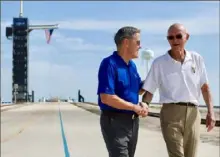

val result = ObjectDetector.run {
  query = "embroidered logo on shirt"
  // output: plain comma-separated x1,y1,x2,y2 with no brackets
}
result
191,64,196,73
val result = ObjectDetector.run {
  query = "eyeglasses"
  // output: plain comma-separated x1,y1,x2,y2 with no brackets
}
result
167,34,183,40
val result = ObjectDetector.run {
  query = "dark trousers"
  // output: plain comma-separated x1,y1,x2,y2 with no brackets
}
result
100,111,139,157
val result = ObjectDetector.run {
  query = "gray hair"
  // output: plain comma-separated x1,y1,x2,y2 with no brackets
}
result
114,26,140,47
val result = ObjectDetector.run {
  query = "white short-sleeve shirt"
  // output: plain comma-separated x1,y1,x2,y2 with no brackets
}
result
142,50,208,106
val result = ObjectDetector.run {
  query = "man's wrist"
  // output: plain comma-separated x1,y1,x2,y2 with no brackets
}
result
128,102,135,111
208,109,214,114
132,104,135,111
207,105,214,113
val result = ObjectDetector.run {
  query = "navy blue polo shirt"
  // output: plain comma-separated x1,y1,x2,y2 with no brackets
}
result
97,51,142,113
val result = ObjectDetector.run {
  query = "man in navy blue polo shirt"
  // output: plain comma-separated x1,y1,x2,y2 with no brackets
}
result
97,26,148,157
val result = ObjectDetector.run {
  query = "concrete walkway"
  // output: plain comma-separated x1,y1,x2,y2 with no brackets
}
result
1,102,219,157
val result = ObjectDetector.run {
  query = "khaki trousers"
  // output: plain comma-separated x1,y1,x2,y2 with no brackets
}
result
160,104,201,157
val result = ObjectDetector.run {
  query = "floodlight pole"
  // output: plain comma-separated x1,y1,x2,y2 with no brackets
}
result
19,0,23,17
19,0,59,31
146,59,149,75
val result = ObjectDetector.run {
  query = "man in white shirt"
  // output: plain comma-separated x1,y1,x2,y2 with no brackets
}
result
142,23,216,157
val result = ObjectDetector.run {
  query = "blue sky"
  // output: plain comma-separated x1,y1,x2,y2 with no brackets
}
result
1,1,219,106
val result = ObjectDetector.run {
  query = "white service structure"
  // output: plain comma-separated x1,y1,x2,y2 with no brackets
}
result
141,49,154,76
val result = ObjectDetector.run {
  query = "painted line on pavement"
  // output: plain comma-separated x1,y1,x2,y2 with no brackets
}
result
58,105,70,157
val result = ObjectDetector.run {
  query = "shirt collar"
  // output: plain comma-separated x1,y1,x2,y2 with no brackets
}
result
184,50,192,61
166,50,192,63
113,51,132,67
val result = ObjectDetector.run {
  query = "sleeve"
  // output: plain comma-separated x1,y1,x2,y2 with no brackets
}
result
199,56,209,87
142,60,160,94
97,59,116,95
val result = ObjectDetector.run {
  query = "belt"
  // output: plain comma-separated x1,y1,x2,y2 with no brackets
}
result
167,102,197,107
101,110,138,119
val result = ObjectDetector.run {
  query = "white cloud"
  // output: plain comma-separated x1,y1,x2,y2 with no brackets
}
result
29,60,101,102
56,8,219,35
52,32,114,52
1,34,107,103
1,43,219,105
1,27,114,58
45,16,218,36
29,61,78,97
1,6,219,104
1,8,219,37
0,59,93,102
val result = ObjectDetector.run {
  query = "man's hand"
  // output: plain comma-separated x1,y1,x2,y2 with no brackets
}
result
206,111,216,132
133,105,144,116
139,102,149,117
201,83,215,132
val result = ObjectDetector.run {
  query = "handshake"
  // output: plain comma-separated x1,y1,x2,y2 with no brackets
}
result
132,102,149,117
